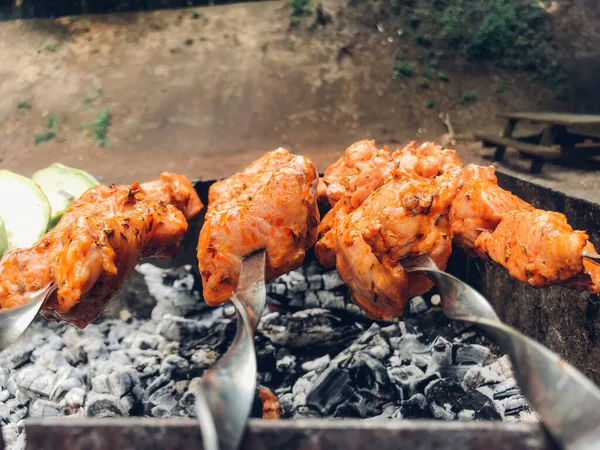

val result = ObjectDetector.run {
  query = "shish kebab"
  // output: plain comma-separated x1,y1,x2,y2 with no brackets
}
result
0,141,597,327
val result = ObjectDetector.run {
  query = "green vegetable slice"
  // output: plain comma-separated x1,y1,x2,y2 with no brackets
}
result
32,163,99,227
0,170,51,252
0,217,7,259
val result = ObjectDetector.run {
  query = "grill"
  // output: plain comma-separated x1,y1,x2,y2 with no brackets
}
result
0,171,597,450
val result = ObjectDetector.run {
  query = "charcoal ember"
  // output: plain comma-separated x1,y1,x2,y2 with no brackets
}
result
190,348,219,370
491,378,520,399
160,355,191,379
462,355,513,390
164,318,235,354
366,334,391,360
283,271,309,293
29,399,61,418
136,264,205,320
322,271,344,290
333,391,386,418
145,374,170,397
0,403,10,424
0,390,10,402
60,387,87,415
16,366,54,398
108,369,140,397
275,353,297,374
0,368,10,389
346,353,395,401
147,380,188,417
401,393,431,419
306,368,354,415
301,355,331,373
85,393,125,418
387,365,425,398
408,296,428,315
425,379,501,420
454,344,491,366
292,405,323,419
179,390,197,418
32,350,70,373
126,333,166,352
258,309,363,348
0,340,36,370
307,274,322,290
6,399,28,423
278,392,294,417
2,423,21,448
495,394,529,416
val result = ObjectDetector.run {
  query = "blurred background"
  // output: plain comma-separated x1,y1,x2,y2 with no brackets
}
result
0,0,599,199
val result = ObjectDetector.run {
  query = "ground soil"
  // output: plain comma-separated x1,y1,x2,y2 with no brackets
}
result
0,0,598,203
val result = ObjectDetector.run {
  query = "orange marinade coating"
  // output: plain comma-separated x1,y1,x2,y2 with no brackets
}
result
449,164,533,254
334,168,461,320
392,141,463,178
475,208,600,293
197,149,320,306
0,173,203,328
316,140,395,208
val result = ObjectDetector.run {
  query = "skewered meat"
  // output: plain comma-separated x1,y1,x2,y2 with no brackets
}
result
316,140,395,208
475,209,600,292
0,173,203,328
198,149,319,306
316,140,462,268
334,168,461,320
392,141,463,178
450,164,533,254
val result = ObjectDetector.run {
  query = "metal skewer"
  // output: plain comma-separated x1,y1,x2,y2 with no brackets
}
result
0,283,57,351
195,250,267,450
582,251,600,264
400,253,600,450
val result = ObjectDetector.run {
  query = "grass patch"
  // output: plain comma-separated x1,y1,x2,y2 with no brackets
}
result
438,71,449,82
393,60,414,78
17,100,32,110
290,0,312,26
426,99,435,109
91,108,111,146
37,41,61,53
384,0,567,93
459,90,478,105
34,114,58,145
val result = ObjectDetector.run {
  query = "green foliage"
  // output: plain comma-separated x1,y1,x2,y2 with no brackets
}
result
92,108,111,147
426,99,436,109
37,42,60,53
438,71,449,82
460,90,478,104
495,73,510,93
393,60,414,78
388,0,566,92
35,114,58,145
290,0,312,26
17,100,32,110
418,76,430,89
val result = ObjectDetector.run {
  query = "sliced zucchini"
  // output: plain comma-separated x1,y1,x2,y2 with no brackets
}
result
32,163,99,226
0,218,7,258
0,170,51,252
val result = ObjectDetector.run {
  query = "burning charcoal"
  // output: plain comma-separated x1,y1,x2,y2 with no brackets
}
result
33,350,70,373
136,264,204,320
147,381,183,417
276,354,297,373
284,271,309,293
322,271,344,290
190,349,219,369
462,355,513,390
6,399,27,423
458,409,475,420
301,355,331,373
16,366,54,398
387,365,425,398
160,355,191,379
29,399,61,418
91,375,110,394
145,374,170,397
491,377,519,399
366,334,391,360
0,341,35,370
0,390,10,402
2,423,20,448
401,393,431,419
307,274,322,290
303,291,320,308
454,344,490,366
60,387,87,415
258,309,363,348
495,394,529,416
409,296,428,315
306,368,353,415
85,393,125,418
127,333,166,352
346,353,395,401
292,405,323,419
108,369,139,397
133,355,160,378
0,368,9,390
425,379,501,420
0,403,10,424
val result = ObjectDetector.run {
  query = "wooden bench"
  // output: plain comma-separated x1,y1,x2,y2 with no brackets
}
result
474,133,561,173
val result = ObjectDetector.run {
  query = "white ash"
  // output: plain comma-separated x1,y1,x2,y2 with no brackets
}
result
0,262,531,450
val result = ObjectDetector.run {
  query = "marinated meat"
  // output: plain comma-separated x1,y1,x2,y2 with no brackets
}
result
475,208,600,292
334,168,461,320
450,164,533,254
392,141,463,178
198,149,320,306
0,173,203,327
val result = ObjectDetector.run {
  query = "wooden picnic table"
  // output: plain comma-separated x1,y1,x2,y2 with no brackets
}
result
475,112,600,173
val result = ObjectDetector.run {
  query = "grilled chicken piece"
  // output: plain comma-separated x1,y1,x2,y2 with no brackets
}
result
0,173,203,328
316,140,395,208
450,164,533,254
474,209,600,292
316,140,462,268
334,168,461,320
392,141,463,178
198,149,319,306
